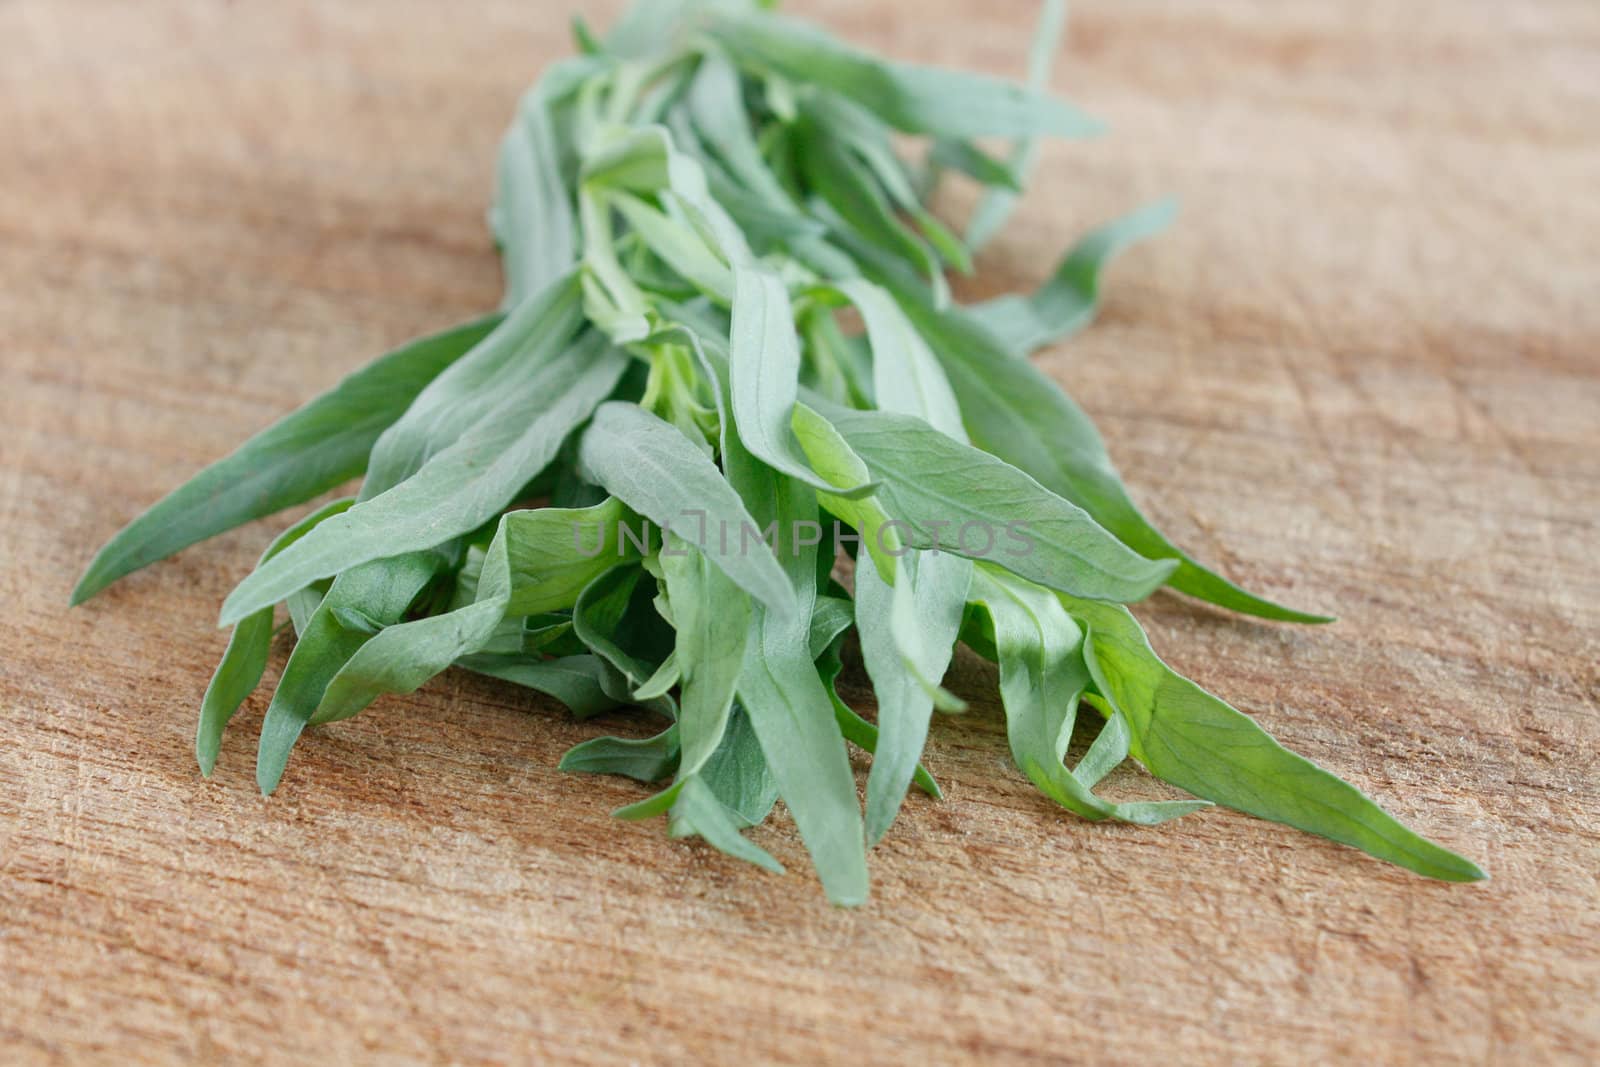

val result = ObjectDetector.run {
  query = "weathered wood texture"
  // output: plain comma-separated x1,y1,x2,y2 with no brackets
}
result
3,1,1596,1063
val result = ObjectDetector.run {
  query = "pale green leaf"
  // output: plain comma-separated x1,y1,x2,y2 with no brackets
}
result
1064,594,1486,881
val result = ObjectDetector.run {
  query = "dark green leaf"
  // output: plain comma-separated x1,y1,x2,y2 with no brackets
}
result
865,258,1332,623
73,315,499,605
457,652,621,719
255,552,441,794
221,329,627,625
196,497,354,775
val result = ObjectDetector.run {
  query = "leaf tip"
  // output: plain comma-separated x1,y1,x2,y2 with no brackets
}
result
216,597,251,629
254,730,296,796
1437,854,1489,883
69,567,105,607
827,887,868,909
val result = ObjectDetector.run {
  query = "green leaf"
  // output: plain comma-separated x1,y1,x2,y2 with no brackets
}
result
580,124,750,261
684,51,811,225
807,594,854,660
800,91,971,275
694,702,781,826
865,259,1331,623
789,403,902,583
1073,699,1131,791
310,496,639,721
457,652,621,719
570,14,602,55
726,392,869,906
814,402,1179,604
494,69,587,306
220,327,628,626
856,547,970,843
969,564,1206,825
498,497,640,615
255,552,441,794
619,700,780,824
925,139,1021,193
73,314,500,605
730,265,872,497
632,650,681,701
576,401,796,617
314,599,505,724
667,775,784,874
571,564,677,698
818,633,940,800
968,199,1178,354
285,581,330,638
1062,594,1486,881
611,191,733,302
661,538,750,778
560,725,680,782
604,0,692,60
710,11,1102,141
964,0,1069,251
797,126,949,307
196,497,355,776
362,273,582,494
821,278,965,438
737,590,868,904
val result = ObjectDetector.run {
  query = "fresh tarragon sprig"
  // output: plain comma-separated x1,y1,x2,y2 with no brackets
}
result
73,0,1484,903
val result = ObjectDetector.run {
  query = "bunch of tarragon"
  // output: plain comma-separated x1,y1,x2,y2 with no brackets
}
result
74,0,1483,903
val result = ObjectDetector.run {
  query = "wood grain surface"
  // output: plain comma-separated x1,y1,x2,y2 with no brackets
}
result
3,1,1597,1063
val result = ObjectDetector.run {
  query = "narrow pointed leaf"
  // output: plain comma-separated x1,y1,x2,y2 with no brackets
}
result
819,635,941,799
560,725,680,782
255,553,441,795
668,776,784,874
457,652,621,719
222,332,627,625
1064,595,1486,881
816,402,1178,603
857,548,970,843
727,405,868,906
711,11,1103,140
969,199,1178,354
196,497,355,775
577,401,796,617
864,259,1331,623
965,0,1069,251
495,77,582,306
730,265,873,496
73,315,499,604
661,538,750,777
970,565,1206,825
363,274,583,494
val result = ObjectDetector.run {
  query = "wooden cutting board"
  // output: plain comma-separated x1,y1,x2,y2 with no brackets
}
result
3,1,1595,1062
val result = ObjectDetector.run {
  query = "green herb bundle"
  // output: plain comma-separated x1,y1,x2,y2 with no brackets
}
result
74,0,1483,903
